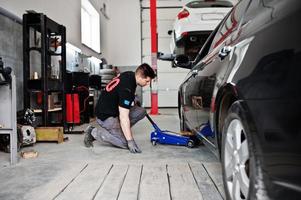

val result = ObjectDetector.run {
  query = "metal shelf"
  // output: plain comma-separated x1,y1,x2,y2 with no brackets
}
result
33,107,62,113
23,13,66,131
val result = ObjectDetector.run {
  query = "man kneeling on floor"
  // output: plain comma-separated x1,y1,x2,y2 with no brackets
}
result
84,63,156,153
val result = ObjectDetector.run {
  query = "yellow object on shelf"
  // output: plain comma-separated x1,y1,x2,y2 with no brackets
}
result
35,127,64,143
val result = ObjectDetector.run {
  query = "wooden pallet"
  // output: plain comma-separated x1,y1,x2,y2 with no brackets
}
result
24,162,225,200
35,127,64,143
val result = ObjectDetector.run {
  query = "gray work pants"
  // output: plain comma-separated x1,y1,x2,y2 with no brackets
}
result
91,106,146,148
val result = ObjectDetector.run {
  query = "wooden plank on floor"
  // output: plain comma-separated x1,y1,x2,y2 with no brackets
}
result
167,163,203,200
139,164,171,200
203,162,225,199
24,163,88,200
55,163,113,200
118,165,142,200
189,162,223,200
94,164,129,200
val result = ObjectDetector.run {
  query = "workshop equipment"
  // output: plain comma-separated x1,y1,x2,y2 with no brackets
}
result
23,13,67,131
19,125,36,146
66,93,80,124
17,108,36,147
146,114,194,148
0,59,18,164
35,127,64,143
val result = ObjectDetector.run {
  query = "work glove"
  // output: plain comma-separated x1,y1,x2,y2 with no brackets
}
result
127,139,142,153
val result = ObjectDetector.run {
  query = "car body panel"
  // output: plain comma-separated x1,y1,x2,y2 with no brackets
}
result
174,7,231,40
178,0,301,197
170,1,233,60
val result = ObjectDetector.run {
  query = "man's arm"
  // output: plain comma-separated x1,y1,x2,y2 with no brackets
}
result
119,106,142,153
118,106,133,140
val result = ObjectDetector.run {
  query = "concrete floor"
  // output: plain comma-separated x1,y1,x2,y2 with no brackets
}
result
0,109,223,200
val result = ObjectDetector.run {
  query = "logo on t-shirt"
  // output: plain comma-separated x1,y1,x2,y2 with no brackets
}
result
106,74,121,92
124,100,130,106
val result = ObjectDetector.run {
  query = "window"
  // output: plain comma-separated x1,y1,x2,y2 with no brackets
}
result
81,0,100,53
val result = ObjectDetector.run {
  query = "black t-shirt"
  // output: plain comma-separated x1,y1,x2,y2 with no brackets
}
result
95,71,137,121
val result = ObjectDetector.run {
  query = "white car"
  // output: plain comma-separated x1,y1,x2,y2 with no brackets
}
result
169,0,233,61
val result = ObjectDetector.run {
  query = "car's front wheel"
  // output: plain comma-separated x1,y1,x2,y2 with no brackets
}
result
221,101,268,200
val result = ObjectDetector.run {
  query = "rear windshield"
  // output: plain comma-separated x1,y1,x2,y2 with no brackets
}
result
186,1,233,8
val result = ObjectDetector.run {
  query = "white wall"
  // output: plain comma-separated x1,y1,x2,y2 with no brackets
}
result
0,0,142,66
141,0,189,107
0,0,102,59
0,0,238,69
99,0,141,66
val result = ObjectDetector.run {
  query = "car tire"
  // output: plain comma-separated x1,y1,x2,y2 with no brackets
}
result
101,74,115,80
221,101,269,200
99,69,115,75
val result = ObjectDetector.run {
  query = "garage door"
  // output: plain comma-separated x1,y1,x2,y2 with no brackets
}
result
141,0,190,107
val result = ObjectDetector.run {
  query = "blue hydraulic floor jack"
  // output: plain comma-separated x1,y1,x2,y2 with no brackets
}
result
146,114,194,148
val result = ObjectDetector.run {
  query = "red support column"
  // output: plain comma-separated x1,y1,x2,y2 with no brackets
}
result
150,0,159,115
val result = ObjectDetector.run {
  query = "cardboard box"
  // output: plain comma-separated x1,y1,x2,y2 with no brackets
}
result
21,150,38,159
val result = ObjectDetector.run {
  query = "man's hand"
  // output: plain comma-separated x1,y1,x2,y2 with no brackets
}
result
127,140,142,153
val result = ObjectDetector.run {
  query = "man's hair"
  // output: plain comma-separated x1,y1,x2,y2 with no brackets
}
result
136,63,156,79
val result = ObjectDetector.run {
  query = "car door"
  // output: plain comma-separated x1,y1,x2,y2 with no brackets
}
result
193,0,252,149
181,62,210,131
180,10,231,136
180,18,224,132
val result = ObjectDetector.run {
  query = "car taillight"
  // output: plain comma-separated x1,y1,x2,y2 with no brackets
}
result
177,9,189,20
181,32,188,38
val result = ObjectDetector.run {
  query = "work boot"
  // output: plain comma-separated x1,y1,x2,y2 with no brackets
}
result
84,125,95,147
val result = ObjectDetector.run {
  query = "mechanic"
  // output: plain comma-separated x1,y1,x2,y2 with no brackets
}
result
84,63,156,153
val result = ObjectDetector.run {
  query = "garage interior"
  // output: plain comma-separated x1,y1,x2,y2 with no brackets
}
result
0,0,229,199
1,0,300,199
0,109,224,200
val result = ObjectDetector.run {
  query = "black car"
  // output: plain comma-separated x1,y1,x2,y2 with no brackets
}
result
175,0,301,199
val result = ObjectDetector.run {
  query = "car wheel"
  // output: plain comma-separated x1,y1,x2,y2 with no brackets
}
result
221,102,268,200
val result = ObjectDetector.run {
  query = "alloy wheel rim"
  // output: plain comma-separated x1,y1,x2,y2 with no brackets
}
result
224,119,250,200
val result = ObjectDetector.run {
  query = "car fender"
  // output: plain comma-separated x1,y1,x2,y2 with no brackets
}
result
213,83,239,153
